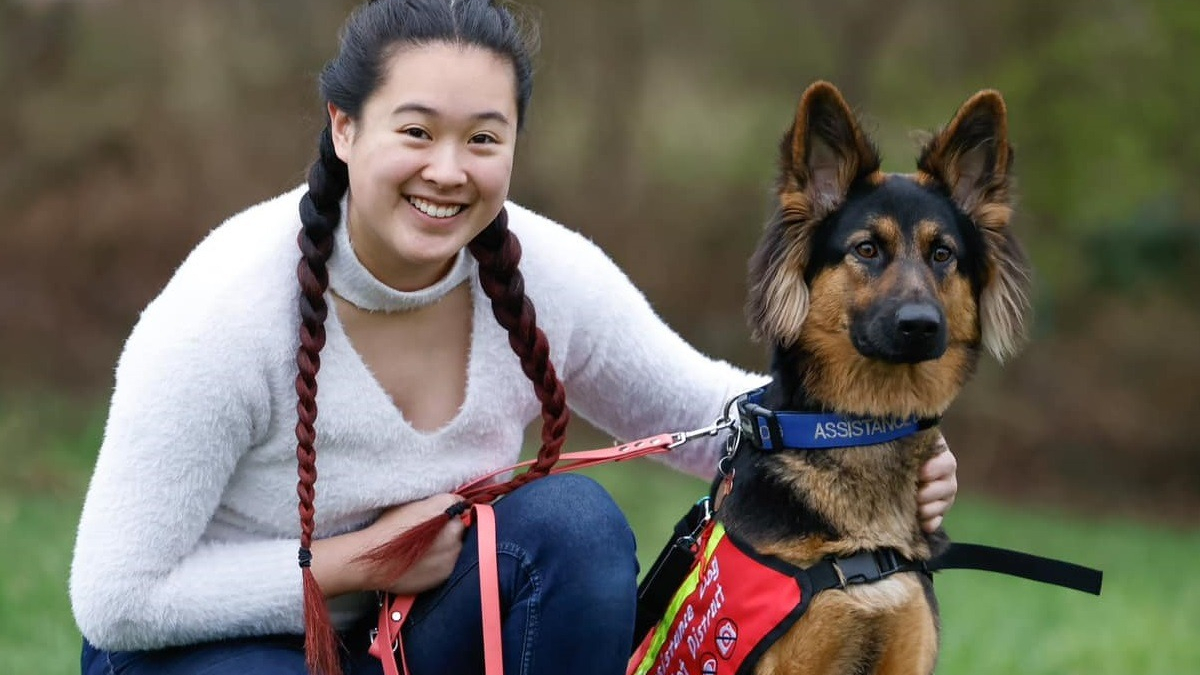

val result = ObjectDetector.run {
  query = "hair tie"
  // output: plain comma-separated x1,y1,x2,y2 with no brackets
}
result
298,547,314,568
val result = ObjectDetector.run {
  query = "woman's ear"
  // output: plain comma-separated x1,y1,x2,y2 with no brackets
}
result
328,102,356,163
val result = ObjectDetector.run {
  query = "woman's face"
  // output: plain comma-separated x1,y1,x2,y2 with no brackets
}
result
331,42,518,291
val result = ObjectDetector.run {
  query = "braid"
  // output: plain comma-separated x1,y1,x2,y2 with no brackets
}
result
356,208,571,583
468,208,571,488
294,124,348,675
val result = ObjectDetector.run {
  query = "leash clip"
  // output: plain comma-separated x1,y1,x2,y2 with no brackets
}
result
668,393,744,450
668,416,735,449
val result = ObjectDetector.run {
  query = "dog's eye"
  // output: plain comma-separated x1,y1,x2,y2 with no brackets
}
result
931,246,954,263
854,242,878,259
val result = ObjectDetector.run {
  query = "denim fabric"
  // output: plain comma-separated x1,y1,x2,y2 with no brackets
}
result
81,474,640,675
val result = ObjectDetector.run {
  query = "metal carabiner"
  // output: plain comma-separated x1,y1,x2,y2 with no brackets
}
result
668,416,736,449
667,391,746,449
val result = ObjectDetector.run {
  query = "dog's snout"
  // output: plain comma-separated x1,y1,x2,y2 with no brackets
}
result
891,302,947,362
896,304,941,339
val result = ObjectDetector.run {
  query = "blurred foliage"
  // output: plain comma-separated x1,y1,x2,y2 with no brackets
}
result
0,0,1196,514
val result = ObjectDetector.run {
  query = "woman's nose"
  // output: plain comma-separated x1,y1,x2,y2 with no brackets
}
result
421,144,467,187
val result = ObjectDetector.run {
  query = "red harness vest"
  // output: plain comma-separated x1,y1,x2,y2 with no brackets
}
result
628,522,811,675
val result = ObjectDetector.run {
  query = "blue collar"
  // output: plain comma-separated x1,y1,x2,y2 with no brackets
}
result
735,387,937,451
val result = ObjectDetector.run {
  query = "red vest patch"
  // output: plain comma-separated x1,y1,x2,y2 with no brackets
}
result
628,522,809,675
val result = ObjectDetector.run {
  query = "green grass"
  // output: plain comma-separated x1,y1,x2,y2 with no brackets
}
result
0,396,104,674
2,402,1197,674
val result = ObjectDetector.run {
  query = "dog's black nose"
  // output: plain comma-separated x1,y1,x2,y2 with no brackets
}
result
893,302,947,361
896,303,941,339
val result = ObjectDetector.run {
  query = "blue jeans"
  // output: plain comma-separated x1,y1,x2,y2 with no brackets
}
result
81,474,639,675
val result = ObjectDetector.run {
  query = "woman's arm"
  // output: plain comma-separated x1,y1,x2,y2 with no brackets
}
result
508,204,765,477
68,288,312,651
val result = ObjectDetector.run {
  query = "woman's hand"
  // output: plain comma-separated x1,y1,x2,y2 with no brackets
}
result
916,434,958,533
311,493,466,598
361,493,467,596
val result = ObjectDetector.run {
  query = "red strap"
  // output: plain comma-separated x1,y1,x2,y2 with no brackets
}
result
368,593,415,675
474,504,503,675
456,433,677,500
369,506,504,675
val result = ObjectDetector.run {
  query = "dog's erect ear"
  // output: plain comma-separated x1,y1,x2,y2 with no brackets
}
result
749,83,880,347
918,90,1012,217
920,91,1031,361
780,81,881,218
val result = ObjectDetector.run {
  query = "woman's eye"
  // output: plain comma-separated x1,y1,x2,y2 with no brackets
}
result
854,241,878,259
401,127,431,140
470,133,498,144
931,246,954,263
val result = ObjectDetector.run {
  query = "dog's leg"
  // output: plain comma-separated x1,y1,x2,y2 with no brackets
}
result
872,589,939,675
754,594,880,675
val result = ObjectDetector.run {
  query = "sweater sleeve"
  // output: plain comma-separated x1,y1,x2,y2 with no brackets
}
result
69,266,306,650
513,207,768,479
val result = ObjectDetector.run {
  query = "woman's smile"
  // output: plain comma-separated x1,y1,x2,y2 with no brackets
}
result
406,195,468,221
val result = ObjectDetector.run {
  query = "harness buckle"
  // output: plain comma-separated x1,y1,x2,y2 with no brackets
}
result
675,497,714,551
830,549,906,588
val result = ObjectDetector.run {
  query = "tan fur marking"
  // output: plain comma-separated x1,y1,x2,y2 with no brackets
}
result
915,220,942,255
941,269,980,346
871,215,903,258
912,171,938,188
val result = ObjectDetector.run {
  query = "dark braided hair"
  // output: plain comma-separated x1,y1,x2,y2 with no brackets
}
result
292,2,553,673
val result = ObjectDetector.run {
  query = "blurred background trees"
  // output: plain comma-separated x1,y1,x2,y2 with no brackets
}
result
1,0,1196,518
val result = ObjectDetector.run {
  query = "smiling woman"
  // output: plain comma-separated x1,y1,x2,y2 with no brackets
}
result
332,43,519,291
67,1,960,675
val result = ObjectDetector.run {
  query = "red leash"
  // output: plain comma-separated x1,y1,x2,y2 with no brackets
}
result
368,423,733,674
368,504,502,675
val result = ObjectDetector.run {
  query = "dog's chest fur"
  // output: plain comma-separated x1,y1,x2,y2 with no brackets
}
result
717,405,940,567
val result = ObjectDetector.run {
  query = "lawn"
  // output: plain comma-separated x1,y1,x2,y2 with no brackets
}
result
2,401,1197,674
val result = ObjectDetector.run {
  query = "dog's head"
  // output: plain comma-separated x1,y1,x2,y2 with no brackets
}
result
747,82,1032,417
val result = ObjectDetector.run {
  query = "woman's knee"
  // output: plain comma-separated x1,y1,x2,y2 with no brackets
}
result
496,474,635,563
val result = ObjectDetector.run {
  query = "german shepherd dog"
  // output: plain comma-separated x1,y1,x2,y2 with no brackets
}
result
717,81,1032,674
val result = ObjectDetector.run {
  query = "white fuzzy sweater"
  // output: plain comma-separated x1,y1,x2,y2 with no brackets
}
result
70,186,765,651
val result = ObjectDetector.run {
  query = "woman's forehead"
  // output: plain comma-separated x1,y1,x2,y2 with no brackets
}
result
368,42,518,122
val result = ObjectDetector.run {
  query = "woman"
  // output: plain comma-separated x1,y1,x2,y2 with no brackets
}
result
70,1,958,674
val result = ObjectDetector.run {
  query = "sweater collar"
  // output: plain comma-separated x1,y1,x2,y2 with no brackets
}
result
326,201,475,313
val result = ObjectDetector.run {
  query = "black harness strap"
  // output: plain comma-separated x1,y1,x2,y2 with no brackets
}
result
929,542,1103,595
633,499,711,641
803,543,1103,596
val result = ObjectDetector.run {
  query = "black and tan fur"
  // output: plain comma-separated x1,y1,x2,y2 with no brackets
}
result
717,82,1032,675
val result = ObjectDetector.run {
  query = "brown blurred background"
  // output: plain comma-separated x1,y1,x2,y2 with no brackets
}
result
1,0,1197,520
